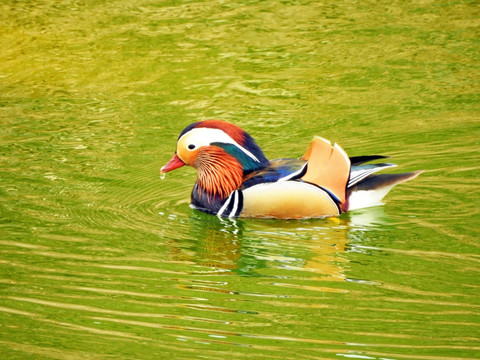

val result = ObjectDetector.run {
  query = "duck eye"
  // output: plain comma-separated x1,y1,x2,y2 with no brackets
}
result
188,144,196,150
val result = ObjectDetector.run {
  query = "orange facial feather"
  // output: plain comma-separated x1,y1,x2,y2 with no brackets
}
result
194,146,244,200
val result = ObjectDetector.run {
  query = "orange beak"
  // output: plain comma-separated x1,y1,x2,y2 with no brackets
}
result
161,153,185,173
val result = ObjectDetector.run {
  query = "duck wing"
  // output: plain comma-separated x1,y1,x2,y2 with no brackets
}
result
241,158,307,189
238,157,340,219
348,163,398,188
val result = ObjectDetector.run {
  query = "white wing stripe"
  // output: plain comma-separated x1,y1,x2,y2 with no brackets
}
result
348,164,397,187
217,192,233,217
278,162,308,182
228,191,239,218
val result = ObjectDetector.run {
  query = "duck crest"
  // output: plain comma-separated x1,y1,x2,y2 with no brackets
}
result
192,120,269,169
193,120,246,144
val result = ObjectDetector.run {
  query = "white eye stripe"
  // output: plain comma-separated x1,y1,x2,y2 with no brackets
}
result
179,128,259,163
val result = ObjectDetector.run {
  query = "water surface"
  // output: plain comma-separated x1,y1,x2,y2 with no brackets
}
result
1,1,479,359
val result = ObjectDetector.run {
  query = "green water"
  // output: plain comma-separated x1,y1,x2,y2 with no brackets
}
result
1,0,479,359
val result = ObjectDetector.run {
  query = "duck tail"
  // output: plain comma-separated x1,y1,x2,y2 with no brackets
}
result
344,170,423,211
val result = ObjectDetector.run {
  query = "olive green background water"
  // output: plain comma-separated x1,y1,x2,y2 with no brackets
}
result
1,1,479,359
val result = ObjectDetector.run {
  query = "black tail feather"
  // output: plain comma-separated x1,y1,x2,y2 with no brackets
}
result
350,171,423,192
349,155,389,166
344,170,423,211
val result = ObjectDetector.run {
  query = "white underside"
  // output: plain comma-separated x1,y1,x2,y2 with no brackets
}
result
347,184,396,211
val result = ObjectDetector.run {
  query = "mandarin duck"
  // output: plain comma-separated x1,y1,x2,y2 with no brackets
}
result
161,120,422,219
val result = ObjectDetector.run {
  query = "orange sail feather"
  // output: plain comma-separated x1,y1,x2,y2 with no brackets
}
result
301,136,351,204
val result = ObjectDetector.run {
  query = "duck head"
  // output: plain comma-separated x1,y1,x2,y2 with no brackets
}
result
161,120,270,199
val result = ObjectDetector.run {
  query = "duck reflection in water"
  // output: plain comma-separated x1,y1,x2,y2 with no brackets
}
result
178,207,389,280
